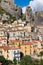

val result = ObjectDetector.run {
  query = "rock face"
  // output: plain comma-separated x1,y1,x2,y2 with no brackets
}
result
0,0,22,18
26,6,34,25
34,11,43,26
26,6,32,22
26,6,43,26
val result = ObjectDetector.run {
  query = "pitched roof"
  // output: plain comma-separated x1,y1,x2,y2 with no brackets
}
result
9,40,21,43
8,29,26,32
0,38,7,41
0,46,19,50
2,46,11,50
23,42,33,45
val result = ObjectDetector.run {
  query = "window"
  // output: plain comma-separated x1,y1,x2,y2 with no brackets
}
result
14,51,16,54
28,39,30,42
31,27,34,32
30,51,31,55
13,33,15,37
30,45,32,48
4,50,6,52
0,50,2,54
7,54,9,58
34,45,37,47
7,50,9,53
41,43,43,46
4,40,6,42
25,50,27,54
25,46,27,49
17,50,20,54
0,32,2,34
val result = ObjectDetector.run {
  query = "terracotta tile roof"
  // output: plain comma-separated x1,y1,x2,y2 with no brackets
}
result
0,38,7,41
23,42,33,45
1,38,7,40
8,29,26,32
1,46,19,50
2,46,11,50
9,40,21,43
22,36,30,38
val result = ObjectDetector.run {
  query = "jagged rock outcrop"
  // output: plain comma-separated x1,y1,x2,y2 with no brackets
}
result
26,6,35,25
34,11,43,26
26,6,32,21
26,6,43,26
0,0,22,18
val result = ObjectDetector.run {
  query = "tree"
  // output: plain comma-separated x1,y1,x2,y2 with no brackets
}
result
20,52,24,59
0,56,8,65
7,60,13,65
33,59,39,65
40,51,43,59
13,58,17,65
0,56,13,65
20,56,34,65
40,59,43,65
39,52,43,65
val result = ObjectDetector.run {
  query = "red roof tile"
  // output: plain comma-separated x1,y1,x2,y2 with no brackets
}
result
23,42,33,45
9,40,21,43
2,46,11,50
22,36,30,38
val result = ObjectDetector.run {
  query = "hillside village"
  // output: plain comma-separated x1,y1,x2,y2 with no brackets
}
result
0,0,43,64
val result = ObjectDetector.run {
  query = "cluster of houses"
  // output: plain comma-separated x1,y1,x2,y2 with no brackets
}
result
0,19,43,62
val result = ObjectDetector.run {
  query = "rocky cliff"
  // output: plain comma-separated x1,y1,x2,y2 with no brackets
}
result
26,6,43,26
0,0,22,18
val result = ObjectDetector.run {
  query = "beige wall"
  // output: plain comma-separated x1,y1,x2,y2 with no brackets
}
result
20,44,34,56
